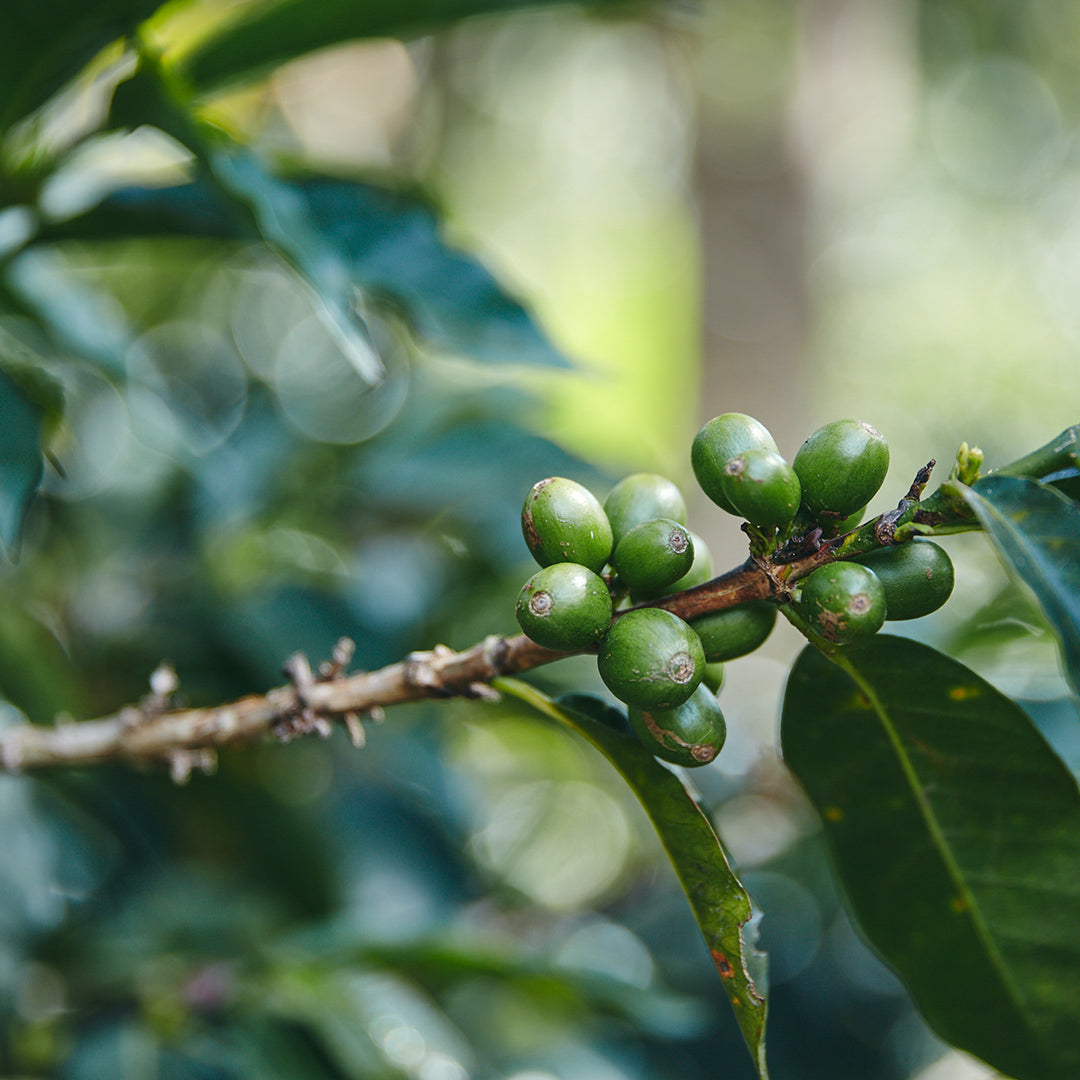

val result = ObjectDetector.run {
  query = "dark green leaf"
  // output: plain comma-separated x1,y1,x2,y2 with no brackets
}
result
0,358,64,444
205,152,385,384
781,636,1080,1080
176,0,634,93
299,179,568,368
499,678,770,1080
263,964,438,1078
965,474,1080,697
0,1,159,133
208,1021,347,1080
994,425,1079,483
1048,469,1080,501
352,934,708,1038
49,174,569,369
0,367,44,558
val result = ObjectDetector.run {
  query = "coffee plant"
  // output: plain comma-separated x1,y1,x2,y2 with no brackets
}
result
503,416,1080,1078
1,2,1079,1079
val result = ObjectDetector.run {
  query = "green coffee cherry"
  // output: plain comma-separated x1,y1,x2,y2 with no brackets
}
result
690,601,777,662
611,518,694,593
598,607,705,710
516,563,613,651
720,449,801,531
631,530,713,602
629,684,727,767
691,413,779,514
795,561,886,644
522,477,613,573
854,540,954,620
604,473,687,546
701,661,725,693
793,420,889,518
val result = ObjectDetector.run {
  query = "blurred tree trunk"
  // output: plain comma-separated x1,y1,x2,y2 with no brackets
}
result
695,0,918,563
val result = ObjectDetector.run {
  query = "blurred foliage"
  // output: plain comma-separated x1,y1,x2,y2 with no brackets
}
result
1,1,1078,1079
797,0,1080,469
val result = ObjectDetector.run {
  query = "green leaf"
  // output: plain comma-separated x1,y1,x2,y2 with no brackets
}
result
50,173,569,369
205,152,385,384
175,0,634,93
964,474,1080,697
993,425,1079,483
0,1,159,133
0,367,44,558
0,320,64,442
781,636,1080,1080
4,249,135,375
298,179,569,368
499,680,770,1080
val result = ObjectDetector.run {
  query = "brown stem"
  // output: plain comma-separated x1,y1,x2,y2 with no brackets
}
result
0,634,569,775
0,566,779,775
634,559,777,621
0,462,976,776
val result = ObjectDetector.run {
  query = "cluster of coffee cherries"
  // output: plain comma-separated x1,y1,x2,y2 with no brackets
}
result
693,414,954,643
514,413,955,769
515,468,772,770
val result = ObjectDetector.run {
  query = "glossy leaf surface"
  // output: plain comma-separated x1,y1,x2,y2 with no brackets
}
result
965,474,1080,696
781,637,1080,1080
500,680,769,1079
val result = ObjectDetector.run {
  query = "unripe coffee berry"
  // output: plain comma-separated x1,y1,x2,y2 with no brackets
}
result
793,420,890,518
855,540,954,620
701,661,725,693
604,473,687,546
598,607,705,710
720,449,801,531
795,561,886,644
611,518,694,593
690,601,777,663
516,563,613,651
629,684,727,767
631,530,713,602
521,477,613,573
691,413,779,514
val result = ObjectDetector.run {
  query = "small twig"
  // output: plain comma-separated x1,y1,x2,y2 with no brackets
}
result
0,633,568,774
278,651,332,741
319,637,355,679
874,460,935,545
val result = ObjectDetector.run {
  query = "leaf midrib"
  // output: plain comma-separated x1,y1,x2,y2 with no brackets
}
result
830,650,1035,1033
